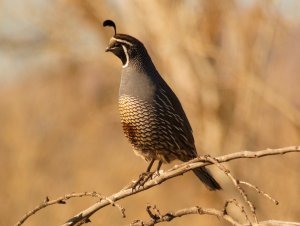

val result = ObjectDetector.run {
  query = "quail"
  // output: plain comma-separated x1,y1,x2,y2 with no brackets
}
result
103,20,221,191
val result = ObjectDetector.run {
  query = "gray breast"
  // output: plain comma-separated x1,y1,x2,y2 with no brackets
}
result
119,68,155,101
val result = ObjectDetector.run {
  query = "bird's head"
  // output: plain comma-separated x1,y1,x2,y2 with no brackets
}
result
103,20,146,68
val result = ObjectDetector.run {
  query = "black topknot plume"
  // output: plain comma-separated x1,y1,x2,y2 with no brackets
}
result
103,20,117,36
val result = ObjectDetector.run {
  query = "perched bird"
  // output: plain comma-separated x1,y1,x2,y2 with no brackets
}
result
103,20,221,191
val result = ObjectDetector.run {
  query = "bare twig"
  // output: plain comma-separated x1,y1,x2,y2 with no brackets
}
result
259,220,300,226
205,155,258,223
105,197,126,218
15,192,102,226
131,205,242,226
224,199,250,225
205,156,279,224
239,181,279,205
215,146,299,163
15,191,126,226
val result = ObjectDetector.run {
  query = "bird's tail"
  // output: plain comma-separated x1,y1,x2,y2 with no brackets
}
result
193,167,222,191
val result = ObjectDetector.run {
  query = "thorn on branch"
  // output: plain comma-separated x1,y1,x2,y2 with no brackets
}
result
44,196,49,203
85,218,91,223
146,205,160,221
68,215,91,226
163,213,175,222
196,206,204,214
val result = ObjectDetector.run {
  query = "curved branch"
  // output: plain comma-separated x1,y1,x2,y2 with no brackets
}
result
131,205,242,226
60,146,299,226
15,192,102,226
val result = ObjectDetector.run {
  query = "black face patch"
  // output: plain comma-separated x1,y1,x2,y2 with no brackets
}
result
110,45,127,65
106,34,146,67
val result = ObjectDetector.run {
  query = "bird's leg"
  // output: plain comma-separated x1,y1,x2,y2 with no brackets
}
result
131,160,155,189
153,160,163,178
157,160,162,171
140,159,155,180
146,159,155,172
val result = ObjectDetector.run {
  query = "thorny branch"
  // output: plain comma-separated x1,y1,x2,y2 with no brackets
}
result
15,146,300,226
15,192,102,226
224,199,250,225
131,205,242,226
205,155,259,223
131,203,300,226
15,192,125,226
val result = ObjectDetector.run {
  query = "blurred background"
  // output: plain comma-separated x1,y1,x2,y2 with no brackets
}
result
1,0,300,225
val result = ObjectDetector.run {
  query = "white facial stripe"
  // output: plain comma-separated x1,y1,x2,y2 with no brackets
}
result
122,45,129,68
112,37,133,46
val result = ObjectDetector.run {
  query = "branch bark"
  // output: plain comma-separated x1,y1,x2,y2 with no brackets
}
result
60,146,299,226
131,205,242,226
15,192,103,226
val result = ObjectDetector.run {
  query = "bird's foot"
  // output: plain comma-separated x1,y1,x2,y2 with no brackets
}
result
152,169,162,178
131,172,154,190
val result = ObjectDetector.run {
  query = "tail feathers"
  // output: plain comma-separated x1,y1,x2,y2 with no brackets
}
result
193,167,222,191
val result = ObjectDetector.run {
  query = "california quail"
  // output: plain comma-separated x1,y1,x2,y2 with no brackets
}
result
103,20,221,191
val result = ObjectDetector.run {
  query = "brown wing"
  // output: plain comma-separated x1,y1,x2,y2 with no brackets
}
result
153,80,197,161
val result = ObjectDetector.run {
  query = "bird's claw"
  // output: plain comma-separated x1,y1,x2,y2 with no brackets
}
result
131,172,155,190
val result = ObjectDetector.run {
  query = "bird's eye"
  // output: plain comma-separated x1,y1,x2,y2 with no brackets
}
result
114,43,121,48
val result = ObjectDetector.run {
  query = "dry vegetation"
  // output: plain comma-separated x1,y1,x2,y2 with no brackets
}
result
1,0,299,225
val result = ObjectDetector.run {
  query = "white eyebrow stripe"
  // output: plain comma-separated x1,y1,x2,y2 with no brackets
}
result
121,45,129,68
112,37,133,46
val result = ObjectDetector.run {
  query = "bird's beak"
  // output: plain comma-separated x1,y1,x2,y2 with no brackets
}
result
105,39,116,52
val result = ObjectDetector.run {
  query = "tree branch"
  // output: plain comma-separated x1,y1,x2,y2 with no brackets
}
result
61,146,299,225
15,146,300,226
15,192,103,226
131,205,242,226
